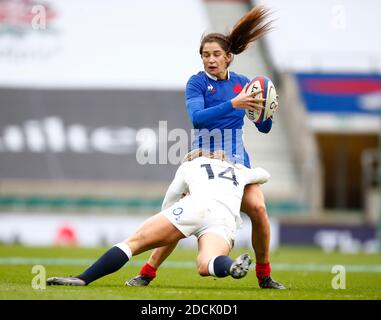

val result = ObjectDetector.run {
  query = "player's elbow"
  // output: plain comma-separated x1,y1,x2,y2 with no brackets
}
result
192,117,203,129
191,112,206,129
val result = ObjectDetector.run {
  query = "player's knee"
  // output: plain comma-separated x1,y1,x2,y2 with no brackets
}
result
198,267,209,277
197,261,209,276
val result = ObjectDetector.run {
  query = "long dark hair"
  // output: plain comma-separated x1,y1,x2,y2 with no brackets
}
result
199,5,273,59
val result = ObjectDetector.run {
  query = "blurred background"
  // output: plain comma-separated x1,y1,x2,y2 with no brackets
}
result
0,0,379,254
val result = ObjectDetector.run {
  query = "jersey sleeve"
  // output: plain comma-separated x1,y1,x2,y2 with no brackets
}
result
243,167,271,185
186,75,235,129
161,163,189,210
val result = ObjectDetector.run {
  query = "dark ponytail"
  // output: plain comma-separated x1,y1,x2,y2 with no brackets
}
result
199,5,273,56
228,5,273,55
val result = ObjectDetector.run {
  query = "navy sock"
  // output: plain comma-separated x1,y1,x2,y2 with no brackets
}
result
78,246,130,284
211,256,234,277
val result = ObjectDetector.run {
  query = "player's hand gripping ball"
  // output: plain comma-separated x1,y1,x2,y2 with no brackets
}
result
245,76,278,124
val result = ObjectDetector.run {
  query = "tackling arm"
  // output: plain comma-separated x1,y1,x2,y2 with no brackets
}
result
161,164,189,210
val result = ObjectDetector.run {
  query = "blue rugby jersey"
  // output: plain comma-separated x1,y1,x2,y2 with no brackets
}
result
185,70,272,167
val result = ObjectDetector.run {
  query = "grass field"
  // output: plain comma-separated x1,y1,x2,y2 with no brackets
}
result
0,244,380,300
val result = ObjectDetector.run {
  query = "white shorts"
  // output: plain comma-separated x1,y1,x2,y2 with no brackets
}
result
162,196,239,249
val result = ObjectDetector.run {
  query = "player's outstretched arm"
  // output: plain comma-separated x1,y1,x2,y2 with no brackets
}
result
161,164,188,210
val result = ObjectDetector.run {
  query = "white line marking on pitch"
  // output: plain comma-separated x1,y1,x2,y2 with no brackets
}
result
0,257,380,273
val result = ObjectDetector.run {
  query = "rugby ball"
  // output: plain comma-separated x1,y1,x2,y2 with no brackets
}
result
245,76,277,124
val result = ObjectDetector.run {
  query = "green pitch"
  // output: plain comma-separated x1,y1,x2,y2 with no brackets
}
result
0,245,380,300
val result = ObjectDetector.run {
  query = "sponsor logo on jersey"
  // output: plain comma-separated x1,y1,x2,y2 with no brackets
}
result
172,207,183,221
207,84,216,93
172,207,183,216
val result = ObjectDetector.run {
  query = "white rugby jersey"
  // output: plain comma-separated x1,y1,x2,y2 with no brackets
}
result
161,157,270,219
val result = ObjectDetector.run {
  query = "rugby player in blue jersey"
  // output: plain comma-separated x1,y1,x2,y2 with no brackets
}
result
127,6,285,289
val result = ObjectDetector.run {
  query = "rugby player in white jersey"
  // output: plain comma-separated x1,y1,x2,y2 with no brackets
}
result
46,150,270,286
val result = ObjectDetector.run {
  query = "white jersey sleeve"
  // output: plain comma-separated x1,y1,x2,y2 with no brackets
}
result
244,167,271,185
161,163,189,210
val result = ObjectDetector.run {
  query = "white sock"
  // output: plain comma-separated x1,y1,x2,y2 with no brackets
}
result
114,242,132,259
207,257,218,277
